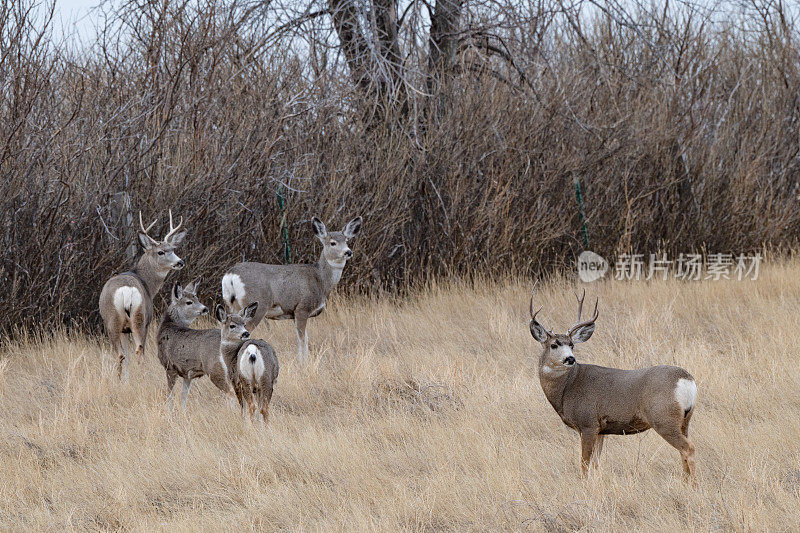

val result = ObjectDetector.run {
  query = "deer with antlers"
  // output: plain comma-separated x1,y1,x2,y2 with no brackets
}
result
99,210,186,381
528,286,697,483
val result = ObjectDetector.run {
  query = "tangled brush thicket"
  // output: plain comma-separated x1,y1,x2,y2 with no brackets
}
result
1,0,799,333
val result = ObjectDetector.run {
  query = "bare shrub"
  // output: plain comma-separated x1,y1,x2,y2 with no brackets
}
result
1,0,799,333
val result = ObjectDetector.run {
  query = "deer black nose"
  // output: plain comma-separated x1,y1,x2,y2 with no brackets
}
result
344,249,353,258
564,356,576,365
200,307,208,315
241,331,250,339
249,354,257,363
176,260,185,268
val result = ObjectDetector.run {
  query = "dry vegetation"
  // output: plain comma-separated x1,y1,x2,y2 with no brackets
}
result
2,0,800,333
2,262,799,531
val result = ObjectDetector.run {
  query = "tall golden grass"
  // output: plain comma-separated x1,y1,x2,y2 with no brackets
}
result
2,262,799,530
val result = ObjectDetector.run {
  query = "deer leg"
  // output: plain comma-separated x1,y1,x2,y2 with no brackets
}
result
107,316,128,382
166,372,182,414
260,382,274,425
294,313,309,361
652,423,697,485
579,429,598,477
129,309,147,364
592,435,605,468
180,377,193,412
120,335,133,382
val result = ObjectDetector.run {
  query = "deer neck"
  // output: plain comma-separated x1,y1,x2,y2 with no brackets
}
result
133,255,170,297
163,306,192,328
538,355,577,415
220,337,246,366
316,253,346,296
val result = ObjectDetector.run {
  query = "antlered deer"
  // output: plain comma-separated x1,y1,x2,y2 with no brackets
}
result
99,211,186,381
528,286,697,483
222,216,362,360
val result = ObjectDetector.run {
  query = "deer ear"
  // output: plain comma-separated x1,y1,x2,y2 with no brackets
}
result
168,231,187,247
572,323,595,343
172,283,183,301
138,232,155,250
343,216,362,238
187,277,201,293
312,217,327,240
214,304,227,323
242,301,259,320
529,320,549,343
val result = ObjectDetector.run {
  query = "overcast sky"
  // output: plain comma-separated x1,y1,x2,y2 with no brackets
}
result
51,0,103,42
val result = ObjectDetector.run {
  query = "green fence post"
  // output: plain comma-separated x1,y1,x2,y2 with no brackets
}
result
277,184,291,264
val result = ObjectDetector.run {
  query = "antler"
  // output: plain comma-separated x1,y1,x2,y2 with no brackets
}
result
529,282,554,336
139,211,159,242
163,209,183,242
568,293,599,337
574,289,586,324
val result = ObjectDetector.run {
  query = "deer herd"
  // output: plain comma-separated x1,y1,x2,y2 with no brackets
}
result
98,210,698,483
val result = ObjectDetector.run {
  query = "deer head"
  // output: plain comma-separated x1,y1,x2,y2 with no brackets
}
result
168,278,208,325
137,210,187,273
215,302,258,344
529,284,599,374
312,216,362,267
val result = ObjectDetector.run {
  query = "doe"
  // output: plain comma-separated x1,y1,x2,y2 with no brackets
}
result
222,216,362,360
156,279,237,412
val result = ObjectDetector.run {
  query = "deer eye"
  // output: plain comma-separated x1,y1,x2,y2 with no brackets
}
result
157,251,165,255
330,241,336,246
550,343,558,349
569,342,574,348
185,301,193,305
229,324,235,329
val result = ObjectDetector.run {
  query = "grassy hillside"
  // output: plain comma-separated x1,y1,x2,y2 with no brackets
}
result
2,264,799,530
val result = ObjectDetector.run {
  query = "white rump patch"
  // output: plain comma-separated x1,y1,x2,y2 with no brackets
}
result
113,286,142,316
674,378,697,412
222,273,246,308
238,344,265,385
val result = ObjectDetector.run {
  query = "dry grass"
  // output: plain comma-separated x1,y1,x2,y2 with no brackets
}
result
2,263,800,531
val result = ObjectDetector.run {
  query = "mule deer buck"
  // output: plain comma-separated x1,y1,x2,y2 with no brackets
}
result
215,306,279,423
99,210,186,381
222,216,362,360
528,286,697,483
156,279,239,412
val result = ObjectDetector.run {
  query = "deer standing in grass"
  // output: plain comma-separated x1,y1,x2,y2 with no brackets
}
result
215,305,279,423
156,279,238,412
222,216,362,360
99,211,186,381
528,287,697,483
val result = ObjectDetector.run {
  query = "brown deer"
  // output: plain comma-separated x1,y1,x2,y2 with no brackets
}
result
230,339,279,423
156,279,236,412
214,304,279,423
528,286,697,483
98,211,186,381
221,216,362,360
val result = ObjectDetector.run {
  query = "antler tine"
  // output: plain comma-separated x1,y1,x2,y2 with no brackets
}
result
163,208,184,241
568,297,599,337
138,211,158,236
529,282,554,335
574,288,586,325
529,283,542,320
